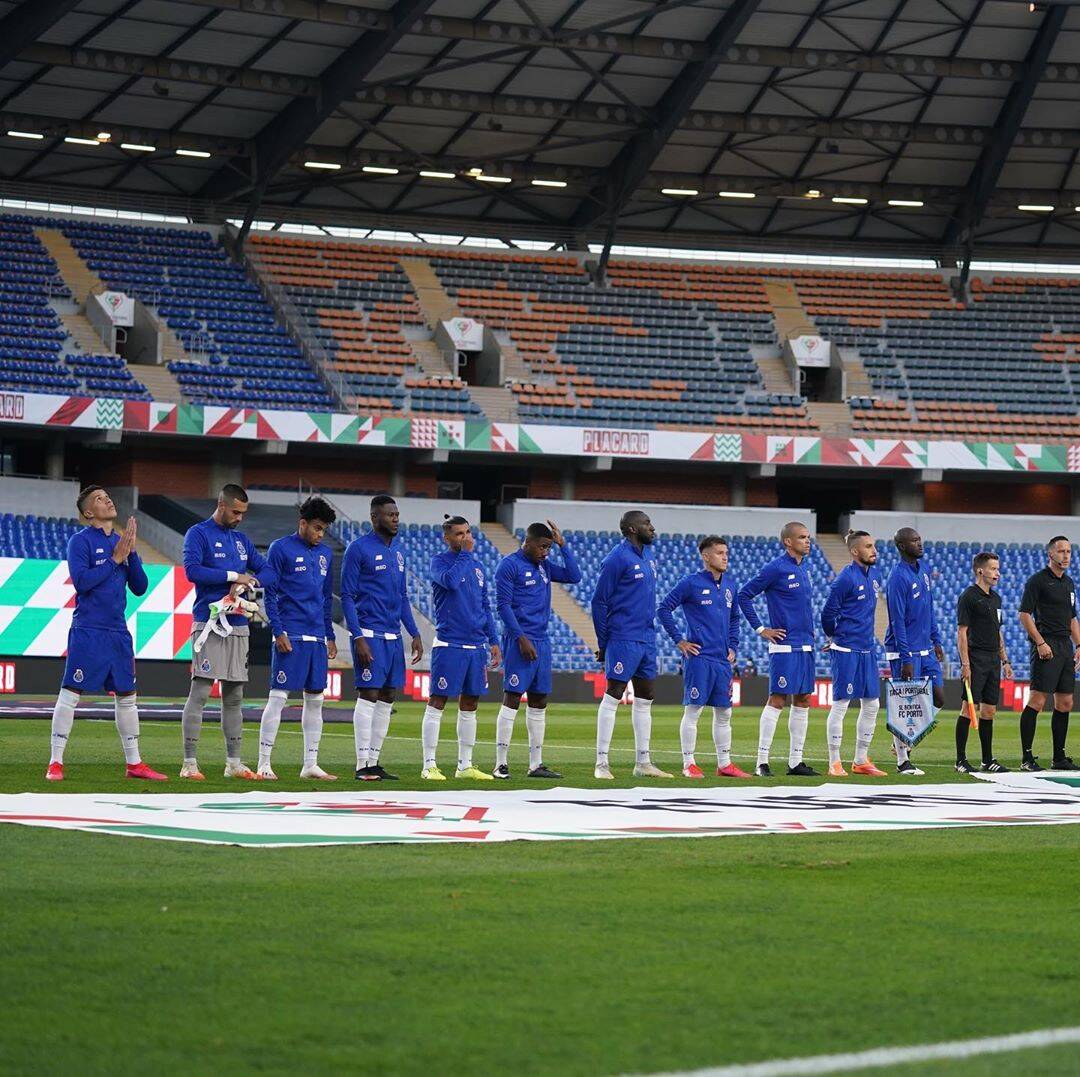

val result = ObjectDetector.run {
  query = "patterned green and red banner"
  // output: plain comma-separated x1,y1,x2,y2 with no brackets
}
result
0,557,192,660
0,390,1075,472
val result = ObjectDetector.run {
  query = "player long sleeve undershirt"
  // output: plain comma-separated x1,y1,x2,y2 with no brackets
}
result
183,517,268,626
66,526,148,631
884,557,942,657
821,562,881,650
657,570,740,659
262,533,334,640
339,531,420,640
736,552,814,647
495,542,581,643
429,548,499,646
590,538,657,650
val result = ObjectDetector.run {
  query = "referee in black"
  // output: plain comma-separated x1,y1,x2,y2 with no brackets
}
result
1018,535,1080,771
955,551,1012,773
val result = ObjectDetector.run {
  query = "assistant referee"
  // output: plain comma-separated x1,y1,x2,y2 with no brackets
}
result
1017,535,1080,771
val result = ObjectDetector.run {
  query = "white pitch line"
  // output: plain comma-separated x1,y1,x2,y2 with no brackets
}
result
636,1025,1080,1077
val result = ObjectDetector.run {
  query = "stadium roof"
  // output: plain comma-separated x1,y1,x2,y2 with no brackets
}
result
4,0,1080,260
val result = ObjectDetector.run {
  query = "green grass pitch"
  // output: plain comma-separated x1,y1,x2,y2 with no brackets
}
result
3,702,1080,1076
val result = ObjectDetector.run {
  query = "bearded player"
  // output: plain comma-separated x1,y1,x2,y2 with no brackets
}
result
657,535,750,779
46,485,166,781
820,529,887,777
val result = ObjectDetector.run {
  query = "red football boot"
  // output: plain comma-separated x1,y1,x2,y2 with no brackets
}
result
46,762,64,781
716,762,752,779
126,761,168,781
682,763,705,779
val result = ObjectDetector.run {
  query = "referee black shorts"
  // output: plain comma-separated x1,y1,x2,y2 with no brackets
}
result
1029,636,1077,696
968,651,1001,706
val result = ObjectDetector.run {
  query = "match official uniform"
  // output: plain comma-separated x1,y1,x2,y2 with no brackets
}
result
340,532,420,691
1020,568,1077,695
591,539,659,682
62,525,148,693
957,584,1003,704
658,570,740,708
496,541,581,696
429,548,499,697
737,553,815,695
262,533,334,693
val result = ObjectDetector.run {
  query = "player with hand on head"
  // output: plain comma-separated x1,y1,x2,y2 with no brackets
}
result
658,535,750,779
179,483,268,780
46,486,166,782
1017,535,1080,771
493,520,580,779
591,509,671,780
255,497,338,781
820,529,887,778
955,551,1012,774
340,495,423,782
884,527,945,776
423,516,501,780
737,521,819,777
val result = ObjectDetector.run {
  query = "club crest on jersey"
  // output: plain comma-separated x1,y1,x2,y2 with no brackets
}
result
923,573,930,589
437,676,448,690
236,539,246,557
475,567,484,586
539,566,548,584
73,668,84,683
508,673,520,687
318,555,328,575
361,668,372,681
276,670,287,684
397,551,405,571
613,661,624,674
690,686,699,700
777,675,787,689
724,588,732,606
200,658,212,674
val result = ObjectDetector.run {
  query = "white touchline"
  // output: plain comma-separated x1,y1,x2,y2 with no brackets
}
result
634,1025,1080,1077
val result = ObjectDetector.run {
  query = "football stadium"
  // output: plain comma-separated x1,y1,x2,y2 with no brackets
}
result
5,0,1080,1073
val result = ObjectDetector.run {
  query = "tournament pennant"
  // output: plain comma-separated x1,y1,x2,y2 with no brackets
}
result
2,782,1080,848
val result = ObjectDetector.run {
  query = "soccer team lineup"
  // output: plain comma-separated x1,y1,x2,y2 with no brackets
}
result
40,483,1080,784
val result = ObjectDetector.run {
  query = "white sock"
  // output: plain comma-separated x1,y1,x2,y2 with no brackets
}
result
525,706,546,770
826,698,849,765
679,705,702,767
757,704,782,765
352,697,375,769
631,697,653,765
370,700,393,767
893,735,909,765
114,694,141,765
495,704,517,767
855,698,879,764
50,687,78,764
596,693,618,766
788,706,809,767
456,708,477,770
301,691,324,768
712,707,732,767
422,704,442,768
258,690,288,769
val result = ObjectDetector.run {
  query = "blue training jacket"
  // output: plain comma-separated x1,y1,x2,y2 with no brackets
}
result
340,532,420,640
590,538,658,649
183,516,268,625
820,561,883,651
884,557,943,657
737,552,815,647
67,525,148,632
429,548,499,647
262,532,334,640
657,570,740,660
495,542,581,643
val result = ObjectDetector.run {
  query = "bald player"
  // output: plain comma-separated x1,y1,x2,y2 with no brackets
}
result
737,521,819,777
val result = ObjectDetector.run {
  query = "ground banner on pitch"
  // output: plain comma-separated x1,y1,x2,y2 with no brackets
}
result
3,782,1080,847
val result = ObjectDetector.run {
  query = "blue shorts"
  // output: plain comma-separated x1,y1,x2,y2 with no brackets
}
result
502,636,552,696
605,639,658,682
683,654,733,708
271,638,328,694
353,635,406,691
63,626,136,694
830,648,879,700
769,649,815,695
430,645,489,698
889,652,944,689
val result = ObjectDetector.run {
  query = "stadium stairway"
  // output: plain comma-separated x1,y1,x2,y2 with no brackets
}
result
838,346,873,396
134,363,184,403
805,401,853,436
35,228,101,303
467,385,519,422
482,521,597,651
764,278,817,341
753,350,798,394
399,258,461,326
411,338,455,377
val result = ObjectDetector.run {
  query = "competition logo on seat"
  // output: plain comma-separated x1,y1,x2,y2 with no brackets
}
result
73,668,84,683
777,675,788,689
276,670,287,684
